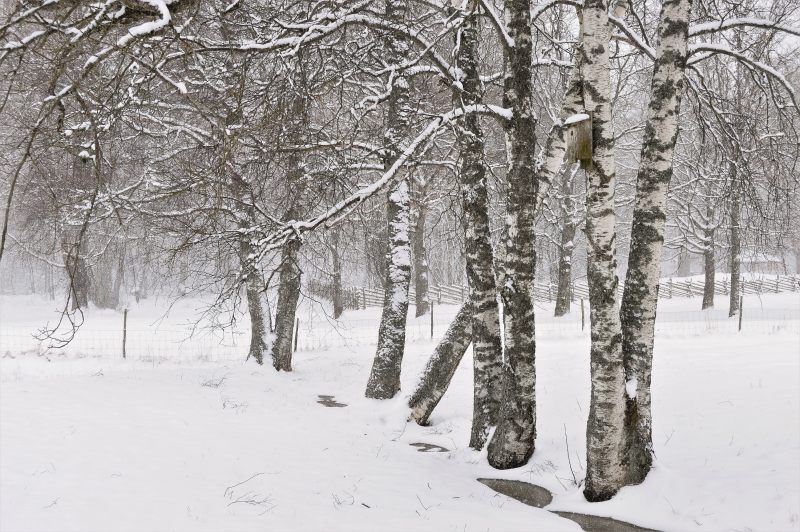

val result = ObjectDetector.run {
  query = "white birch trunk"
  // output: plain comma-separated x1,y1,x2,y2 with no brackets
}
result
452,7,504,450
408,303,472,425
619,0,693,487
580,0,627,502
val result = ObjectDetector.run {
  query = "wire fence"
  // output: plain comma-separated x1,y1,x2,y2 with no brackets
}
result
2,304,797,363
333,274,800,309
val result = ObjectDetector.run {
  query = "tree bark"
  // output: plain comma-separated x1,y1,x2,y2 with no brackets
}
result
408,303,472,425
330,229,344,320
90,245,124,310
240,236,269,365
728,166,741,317
554,170,578,317
487,0,538,470
271,236,301,371
619,0,693,489
112,251,124,306
580,0,627,502
365,0,413,399
702,198,715,309
450,6,504,450
677,247,691,277
412,179,430,317
270,83,308,371
61,229,90,311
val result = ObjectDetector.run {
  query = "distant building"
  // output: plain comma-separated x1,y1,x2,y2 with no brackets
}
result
740,251,785,274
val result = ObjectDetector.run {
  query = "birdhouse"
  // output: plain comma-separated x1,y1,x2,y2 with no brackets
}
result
564,113,593,169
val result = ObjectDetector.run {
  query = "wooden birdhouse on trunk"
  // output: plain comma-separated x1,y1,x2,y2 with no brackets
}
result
564,113,593,169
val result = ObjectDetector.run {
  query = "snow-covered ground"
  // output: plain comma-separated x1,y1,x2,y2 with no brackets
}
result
1,292,799,531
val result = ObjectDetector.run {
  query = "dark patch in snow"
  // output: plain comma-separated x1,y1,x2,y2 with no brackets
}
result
409,442,449,453
477,478,552,508
478,478,659,531
317,395,347,408
553,511,659,532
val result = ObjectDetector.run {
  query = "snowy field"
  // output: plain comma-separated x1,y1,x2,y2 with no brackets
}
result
1,292,799,531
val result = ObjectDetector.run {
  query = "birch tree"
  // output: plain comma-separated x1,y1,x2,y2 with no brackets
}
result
486,0,539,470
451,3,503,450
365,0,414,399
619,0,694,487
579,0,627,501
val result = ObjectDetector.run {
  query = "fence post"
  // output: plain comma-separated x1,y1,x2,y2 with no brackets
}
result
293,317,300,352
723,277,728,295
580,299,585,331
438,287,442,304
430,302,434,339
361,287,366,309
122,308,128,359
776,275,780,293
668,278,673,298
738,295,744,332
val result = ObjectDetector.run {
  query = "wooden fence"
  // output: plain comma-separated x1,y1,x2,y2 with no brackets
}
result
338,275,800,309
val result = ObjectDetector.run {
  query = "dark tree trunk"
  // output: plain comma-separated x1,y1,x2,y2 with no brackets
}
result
113,252,124,306
365,0,413,399
408,303,472,425
330,228,344,320
46,265,55,300
554,171,577,317
553,231,576,317
487,0,538,470
268,60,309,371
244,282,269,365
92,245,125,310
270,135,306,372
702,200,715,309
271,236,302,371
412,179,430,317
728,168,741,317
237,227,269,365
676,248,691,277
61,229,90,311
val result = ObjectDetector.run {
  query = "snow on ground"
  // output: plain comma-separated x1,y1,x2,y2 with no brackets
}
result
1,292,799,531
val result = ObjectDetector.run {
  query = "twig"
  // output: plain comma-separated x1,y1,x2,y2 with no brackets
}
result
563,424,578,486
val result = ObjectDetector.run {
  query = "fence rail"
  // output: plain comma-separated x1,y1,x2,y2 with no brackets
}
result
335,275,800,309
2,305,797,363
